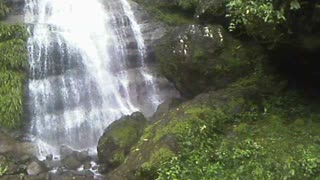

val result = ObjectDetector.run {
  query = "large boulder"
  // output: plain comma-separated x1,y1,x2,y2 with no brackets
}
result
26,160,47,175
156,24,264,98
97,112,148,170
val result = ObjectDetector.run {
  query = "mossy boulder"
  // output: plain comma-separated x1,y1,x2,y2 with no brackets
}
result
156,24,264,98
104,83,248,179
97,112,147,170
104,72,320,179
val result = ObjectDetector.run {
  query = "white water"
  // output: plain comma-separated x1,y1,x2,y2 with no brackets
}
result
25,0,167,158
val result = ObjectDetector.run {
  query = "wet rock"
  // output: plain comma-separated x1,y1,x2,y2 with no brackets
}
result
45,154,53,161
26,160,47,175
60,145,74,159
44,158,62,169
49,169,94,180
83,161,91,170
61,155,82,170
97,112,147,169
151,98,184,122
157,24,263,97
60,145,92,170
76,150,91,163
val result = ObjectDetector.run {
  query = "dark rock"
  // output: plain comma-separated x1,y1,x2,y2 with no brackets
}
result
44,159,62,169
59,145,92,170
83,161,91,170
97,112,147,170
61,155,82,170
60,145,74,159
157,24,263,98
97,164,110,174
19,155,32,163
76,150,91,163
45,154,53,161
49,169,94,180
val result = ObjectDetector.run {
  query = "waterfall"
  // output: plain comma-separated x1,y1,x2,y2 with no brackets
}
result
25,0,171,158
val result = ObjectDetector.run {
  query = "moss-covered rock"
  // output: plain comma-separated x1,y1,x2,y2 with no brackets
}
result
104,72,320,179
97,112,147,170
156,24,264,98
103,77,260,179
132,0,227,25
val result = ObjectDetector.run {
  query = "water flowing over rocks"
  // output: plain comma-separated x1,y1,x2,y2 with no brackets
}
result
25,0,179,159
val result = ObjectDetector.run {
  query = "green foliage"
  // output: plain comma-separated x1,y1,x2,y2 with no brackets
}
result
0,164,7,176
157,89,320,179
0,23,28,129
226,0,286,31
176,0,198,10
133,0,194,25
0,0,9,19
226,0,287,44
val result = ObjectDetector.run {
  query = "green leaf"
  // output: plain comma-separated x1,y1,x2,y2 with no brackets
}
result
290,0,301,10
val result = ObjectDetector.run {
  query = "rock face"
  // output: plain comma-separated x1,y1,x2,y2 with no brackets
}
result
48,169,94,180
150,97,184,122
156,24,263,98
0,130,36,155
59,145,92,170
100,0,180,117
97,112,147,170
4,0,25,24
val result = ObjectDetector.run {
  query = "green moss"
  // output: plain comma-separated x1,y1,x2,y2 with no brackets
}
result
293,118,305,126
111,151,126,165
138,147,175,179
155,77,320,179
111,125,139,148
133,0,194,25
141,147,174,170
233,123,248,134
150,148,175,165
0,0,9,19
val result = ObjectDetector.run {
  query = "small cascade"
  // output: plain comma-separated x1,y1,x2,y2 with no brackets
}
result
119,0,162,109
25,0,176,158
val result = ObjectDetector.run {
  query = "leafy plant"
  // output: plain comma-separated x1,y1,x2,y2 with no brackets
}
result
0,0,9,19
0,23,28,129
157,91,320,179
0,164,7,176
226,0,286,33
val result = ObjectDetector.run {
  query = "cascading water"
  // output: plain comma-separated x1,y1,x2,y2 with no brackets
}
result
25,0,174,158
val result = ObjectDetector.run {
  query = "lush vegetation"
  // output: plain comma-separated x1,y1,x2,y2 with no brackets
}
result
123,0,320,179
0,1,28,129
157,90,320,179
226,0,308,46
